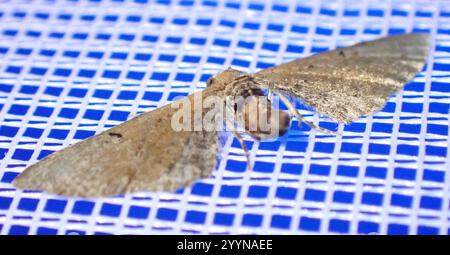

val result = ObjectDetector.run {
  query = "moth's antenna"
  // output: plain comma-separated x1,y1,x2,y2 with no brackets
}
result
273,89,340,136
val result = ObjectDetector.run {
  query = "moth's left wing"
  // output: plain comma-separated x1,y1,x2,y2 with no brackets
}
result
255,33,430,123
13,90,218,197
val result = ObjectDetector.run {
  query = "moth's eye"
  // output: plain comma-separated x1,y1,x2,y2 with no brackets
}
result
206,77,215,87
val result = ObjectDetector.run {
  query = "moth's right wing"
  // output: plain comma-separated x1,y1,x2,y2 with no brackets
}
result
255,33,429,123
13,90,218,198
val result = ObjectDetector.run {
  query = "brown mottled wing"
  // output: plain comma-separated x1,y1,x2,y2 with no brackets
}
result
255,33,430,123
13,90,218,198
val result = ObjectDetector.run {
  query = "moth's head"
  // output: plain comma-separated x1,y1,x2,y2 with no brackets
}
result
207,67,245,88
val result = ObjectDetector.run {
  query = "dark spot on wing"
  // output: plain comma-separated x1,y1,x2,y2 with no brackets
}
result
308,65,314,69
338,50,345,57
108,132,123,138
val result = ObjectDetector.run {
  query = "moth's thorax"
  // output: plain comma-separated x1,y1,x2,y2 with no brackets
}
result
208,69,291,140
206,68,267,98
206,67,245,93
224,74,265,98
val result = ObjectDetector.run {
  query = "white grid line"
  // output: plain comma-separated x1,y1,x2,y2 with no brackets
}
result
409,0,440,235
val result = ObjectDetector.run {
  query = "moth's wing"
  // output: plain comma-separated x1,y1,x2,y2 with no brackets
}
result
255,33,430,123
13,91,218,197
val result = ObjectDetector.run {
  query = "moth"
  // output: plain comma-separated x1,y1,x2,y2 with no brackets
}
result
13,33,429,197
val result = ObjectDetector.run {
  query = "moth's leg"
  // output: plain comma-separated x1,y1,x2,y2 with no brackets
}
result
267,90,273,102
225,122,252,171
273,89,339,135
